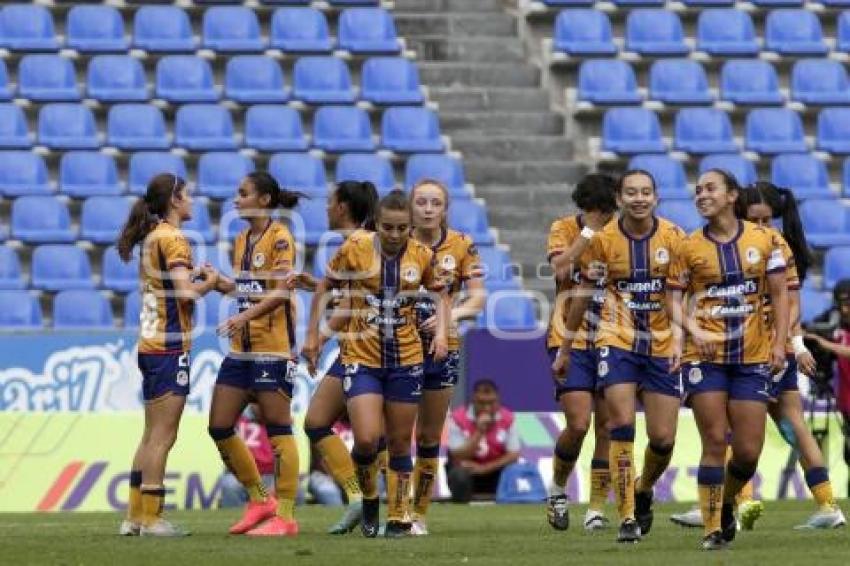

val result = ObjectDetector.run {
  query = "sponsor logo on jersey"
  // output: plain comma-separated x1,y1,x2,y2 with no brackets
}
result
705,279,758,298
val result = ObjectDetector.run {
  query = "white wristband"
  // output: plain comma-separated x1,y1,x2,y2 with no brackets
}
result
580,226,596,240
791,335,809,357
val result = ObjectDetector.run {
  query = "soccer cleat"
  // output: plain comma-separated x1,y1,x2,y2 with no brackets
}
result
228,497,277,535
327,499,363,535
635,488,655,536
361,497,380,538
616,518,641,543
384,520,411,539
583,509,610,531
140,519,189,537
409,519,429,536
794,506,847,530
245,516,299,537
721,502,737,543
546,494,569,531
669,506,703,528
701,530,728,551
119,520,140,536
738,499,764,531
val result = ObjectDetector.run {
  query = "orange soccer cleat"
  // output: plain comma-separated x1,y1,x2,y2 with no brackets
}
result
245,516,299,537
229,497,277,535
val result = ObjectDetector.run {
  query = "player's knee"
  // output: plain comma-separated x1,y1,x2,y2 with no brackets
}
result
208,426,234,442
649,431,676,452
353,437,379,455
731,446,761,470
304,426,333,445
566,416,591,439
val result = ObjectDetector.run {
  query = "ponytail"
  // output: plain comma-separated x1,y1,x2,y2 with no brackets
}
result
776,187,811,282
117,173,185,262
334,180,378,231
247,171,305,210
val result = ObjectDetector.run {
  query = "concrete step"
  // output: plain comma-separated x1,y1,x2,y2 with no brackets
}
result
420,63,540,88
451,136,575,161
440,112,564,135
393,0,506,12
406,36,526,63
395,14,517,39
465,160,588,185
473,184,574,208
430,87,552,112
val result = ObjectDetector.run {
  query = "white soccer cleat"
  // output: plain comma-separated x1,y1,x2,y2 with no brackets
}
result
794,506,847,530
119,520,140,536
583,509,609,531
409,519,429,536
669,506,703,528
140,518,189,537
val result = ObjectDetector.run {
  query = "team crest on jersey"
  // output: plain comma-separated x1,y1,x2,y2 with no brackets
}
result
655,247,669,265
176,370,189,387
688,366,703,385
746,247,761,265
275,239,289,251
598,361,609,377
402,265,420,283
253,252,266,268
441,254,456,271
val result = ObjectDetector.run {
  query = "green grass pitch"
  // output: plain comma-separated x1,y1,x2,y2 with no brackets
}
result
2,500,847,565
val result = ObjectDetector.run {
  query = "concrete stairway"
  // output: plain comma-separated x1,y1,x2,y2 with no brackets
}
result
394,0,588,294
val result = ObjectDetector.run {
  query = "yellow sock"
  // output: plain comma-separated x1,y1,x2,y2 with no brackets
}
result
552,444,578,491
609,426,635,521
127,470,142,523
352,451,379,500
699,483,724,536
315,434,361,502
210,427,267,503
736,479,754,505
387,456,413,523
724,461,754,505
268,427,298,520
805,467,835,509
589,459,610,511
412,446,440,518
140,485,165,526
637,443,673,493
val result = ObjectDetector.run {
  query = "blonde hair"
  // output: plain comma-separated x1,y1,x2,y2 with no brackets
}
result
410,178,450,231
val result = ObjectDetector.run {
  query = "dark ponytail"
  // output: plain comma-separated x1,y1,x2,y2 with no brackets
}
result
334,180,378,230
117,173,185,262
247,171,305,210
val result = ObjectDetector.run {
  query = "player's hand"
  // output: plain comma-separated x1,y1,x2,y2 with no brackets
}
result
551,350,569,382
301,333,321,377
670,346,683,375
768,344,787,376
796,349,817,377
430,336,448,362
692,335,717,361
419,315,438,335
217,312,248,338
475,412,492,433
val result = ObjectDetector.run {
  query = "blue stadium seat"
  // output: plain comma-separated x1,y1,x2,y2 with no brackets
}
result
195,292,230,328
0,247,24,290
293,57,355,104
329,0,383,4
478,247,518,292
60,152,122,197
843,159,850,196
720,60,784,105
745,109,807,154
800,199,850,247
577,60,641,105
0,291,42,329
175,104,237,151
102,245,138,293
312,234,344,278
203,7,264,52
771,154,832,199
133,6,195,52
219,200,249,242
649,59,712,105
156,56,218,103
87,55,147,102
294,199,329,245
128,152,186,195
800,288,832,323
553,10,617,56
19,55,80,101
625,10,688,56
839,12,850,53
682,0,734,5
312,106,375,152
792,60,850,105
824,247,850,289
66,6,127,52
817,108,850,154
337,8,400,54
270,7,332,53
696,9,758,56
54,290,114,330
0,60,11,100
107,104,169,151
541,0,594,5
197,152,253,199
628,155,689,199
0,5,59,51
195,243,233,278
12,197,74,243
31,245,93,290
751,0,803,5
0,104,31,148
656,199,703,233
244,105,307,152
674,108,737,154
483,295,537,331
268,152,328,198
602,108,665,154
449,201,493,245
0,152,50,197
382,107,445,153
81,196,131,244
765,9,827,55
405,154,467,197
336,154,395,196
361,57,424,105
495,462,547,503
225,56,288,104
38,104,98,150
124,290,141,328
699,154,757,186
182,201,215,245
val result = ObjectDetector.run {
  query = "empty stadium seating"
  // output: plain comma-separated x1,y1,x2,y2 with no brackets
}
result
67,6,128,53
53,290,114,330
197,152,253,200
19,55,80,102
577,60,641,105
128,152,187,195
59,152,123,197
696,10,759,56
674,108,737,154
721,61,784,105
244,105,308,152
336,154,396,196
649,60,713,105
628,155,689,199
361,58,424,105
156,56,218,103
0,291,43,330
12,197,74,243
102,246,139,293
823,247,850,289
270,7,333,52
31,245,93,291
107,104,169,151
133,6,195,52
0,152,50,197
800,200,850,247
0,247,24,290
771,154,833,199
88,56,148,102
602,108,665,154
268,152,328,198
553,10,616,56
225,56,289,104
699,154,758,186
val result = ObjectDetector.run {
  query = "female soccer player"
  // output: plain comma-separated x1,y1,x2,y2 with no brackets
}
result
301,181,379,534
545,173,618,533
554,170,686,544
666,169,789,550
206,172,306,537
308,190,449,538
408,179,486,536
118,173,219,536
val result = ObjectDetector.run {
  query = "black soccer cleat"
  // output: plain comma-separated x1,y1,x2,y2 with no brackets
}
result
701,530,728,551
616,518,642,544
384,520,411,539
635,488,655,536
361,497,380,538
546,494,570,531
721,502,737,543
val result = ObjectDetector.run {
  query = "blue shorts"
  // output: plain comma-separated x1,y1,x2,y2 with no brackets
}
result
423,350,460,390
682,361,772,403
598,345,681,398
342,363,424,404
547,347,599,400
216,356,296,398
769,355,799,400
326,355,345,379
138,352,190,402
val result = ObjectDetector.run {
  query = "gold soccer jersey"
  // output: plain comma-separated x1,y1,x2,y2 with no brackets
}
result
230,221,297,358
667,221,787,365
